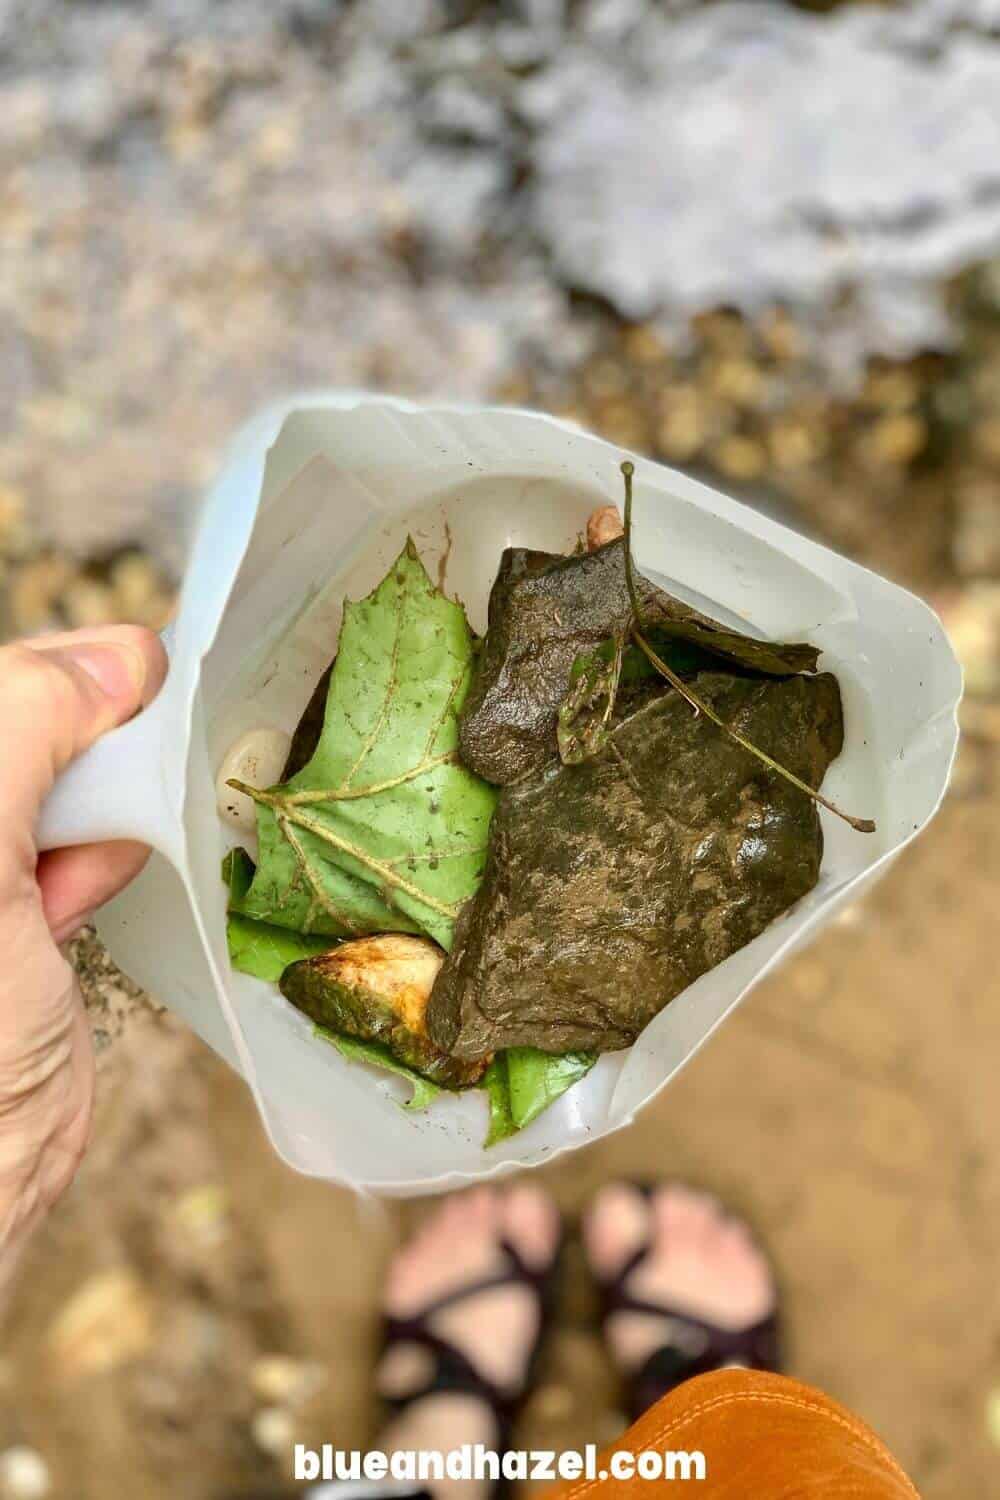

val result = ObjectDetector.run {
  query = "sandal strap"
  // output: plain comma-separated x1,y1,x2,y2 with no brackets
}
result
629,1310,781,1420
380,1233,562,1492
591,1184,780,1419
396,1239,549,1326
381,1318,518,1431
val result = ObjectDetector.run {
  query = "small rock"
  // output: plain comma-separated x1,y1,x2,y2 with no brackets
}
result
250,1354,327,1407
622,324,668,367
9,556,74,633
937,584,1000,697
768,418,823,471
863,366,920,412
62,577,117,629
252,1406,295,1458
109,552,164,619
47,1267,155,1380
586,505,624,552
655,385,706,462
759,308,801,363
0,487,29,559
0,1448,51,1500
953,477,1000,578
709,358,765,409
170,1183,230,1251
713,434,766,482
864,413,927,468
986,1388,1000,1449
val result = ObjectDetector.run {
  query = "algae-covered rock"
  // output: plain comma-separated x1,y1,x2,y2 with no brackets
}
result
430,670,843,1059
281,934,486,1088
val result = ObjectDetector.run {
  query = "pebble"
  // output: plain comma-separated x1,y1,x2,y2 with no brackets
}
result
62,577,117,629
47,1267,155,1380
713,434,767,482
986,1388,1000,1449
170,1183,230,1251
709,358,765,409
586,505,624,551
0,487,29,558
654,386,706,462
250,1354,327,1407
864,413,927,468
0,1449,51,1500
938,584,1000,697
8,556,73,633
251,1406,295,1458
215,727,292,833
953,478,1000,578
109,553,165,618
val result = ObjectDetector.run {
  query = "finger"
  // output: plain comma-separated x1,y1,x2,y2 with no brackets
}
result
36,841,152,944
29,624,168,712
0,627,167,840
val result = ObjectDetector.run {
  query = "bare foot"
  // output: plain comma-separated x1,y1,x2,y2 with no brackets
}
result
376,1185,560,1500
583,1183,776,1376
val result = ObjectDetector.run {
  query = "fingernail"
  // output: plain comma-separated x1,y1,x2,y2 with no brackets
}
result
62,644,146,703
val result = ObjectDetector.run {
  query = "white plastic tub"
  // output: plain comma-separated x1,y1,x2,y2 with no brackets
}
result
39,395,962,1194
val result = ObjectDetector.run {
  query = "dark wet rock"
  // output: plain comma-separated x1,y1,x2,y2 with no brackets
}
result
459,537,818,785
430,668,844,1058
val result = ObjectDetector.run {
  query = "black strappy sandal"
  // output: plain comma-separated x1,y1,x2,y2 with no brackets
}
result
587,1183,781,1422
380,1220,564,1498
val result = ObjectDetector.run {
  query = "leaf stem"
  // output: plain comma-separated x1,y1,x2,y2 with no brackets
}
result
619,460,875,835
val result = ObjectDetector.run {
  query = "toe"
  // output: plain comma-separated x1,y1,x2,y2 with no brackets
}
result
583,1183,649,1280
654,1183,704,1245
387,1191,504,1316
503,1184,559,1272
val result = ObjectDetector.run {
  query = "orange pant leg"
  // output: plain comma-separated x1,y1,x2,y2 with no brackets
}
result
554,1369,920,1499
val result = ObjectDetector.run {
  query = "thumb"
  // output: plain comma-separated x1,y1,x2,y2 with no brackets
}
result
0,626,167,860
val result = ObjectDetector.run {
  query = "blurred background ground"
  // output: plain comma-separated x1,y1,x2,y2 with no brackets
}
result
1,1,999,1497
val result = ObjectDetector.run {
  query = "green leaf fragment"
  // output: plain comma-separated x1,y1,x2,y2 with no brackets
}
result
558,631,624,764
315,1026,444,1112
482,1055,517,1146
223,850,334,981
481,1048,596,1146
506,1048,597,1129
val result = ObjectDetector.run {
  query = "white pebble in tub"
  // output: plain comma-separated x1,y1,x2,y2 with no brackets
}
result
215,727,291,833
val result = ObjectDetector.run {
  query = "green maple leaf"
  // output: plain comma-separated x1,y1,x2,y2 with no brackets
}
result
231,541,497,951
